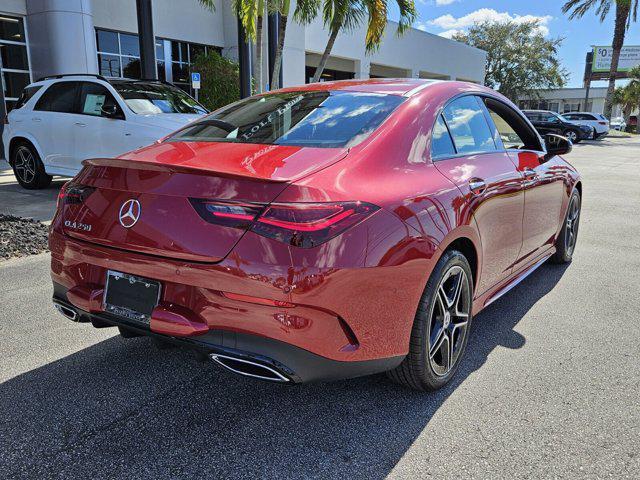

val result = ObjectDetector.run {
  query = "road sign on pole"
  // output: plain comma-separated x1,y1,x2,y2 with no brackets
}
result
191,72,201,101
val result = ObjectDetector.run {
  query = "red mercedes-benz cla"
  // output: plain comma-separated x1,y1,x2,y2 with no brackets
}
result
50,79,581,391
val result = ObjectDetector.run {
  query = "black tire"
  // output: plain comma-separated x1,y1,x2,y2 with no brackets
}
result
563,129,581,144
551,189,581,264
387,250,474,391
10,141,52,190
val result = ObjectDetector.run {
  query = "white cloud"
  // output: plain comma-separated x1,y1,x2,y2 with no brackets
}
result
435,0,459,5
429,8,552,37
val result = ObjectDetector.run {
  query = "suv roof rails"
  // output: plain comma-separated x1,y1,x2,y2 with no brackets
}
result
35,73,109,83
111,77,174,86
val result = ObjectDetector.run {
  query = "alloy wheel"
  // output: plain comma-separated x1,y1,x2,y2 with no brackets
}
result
14,146,36,184
566,130,578,143
428,265,471,377
565,195,580,255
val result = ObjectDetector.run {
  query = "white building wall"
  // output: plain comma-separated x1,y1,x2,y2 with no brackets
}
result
26,0,98,79
4,0,486,90
302,16,486,83
0,0,26,14
92,0,225,47
518,87,624,116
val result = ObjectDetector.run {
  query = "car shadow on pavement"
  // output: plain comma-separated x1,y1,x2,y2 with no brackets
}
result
0,263,569,479
0,167,65,222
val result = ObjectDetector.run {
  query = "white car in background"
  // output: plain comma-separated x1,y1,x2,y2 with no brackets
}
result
2,74,207,189
610,117,627,131
562,112,610,140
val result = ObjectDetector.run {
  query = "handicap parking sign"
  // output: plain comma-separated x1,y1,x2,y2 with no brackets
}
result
191,72,201,89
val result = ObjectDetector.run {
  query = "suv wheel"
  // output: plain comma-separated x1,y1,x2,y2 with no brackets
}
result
11,142,52,190
387,250,473,391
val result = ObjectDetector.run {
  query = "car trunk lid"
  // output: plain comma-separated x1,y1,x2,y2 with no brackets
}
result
60,141,348,262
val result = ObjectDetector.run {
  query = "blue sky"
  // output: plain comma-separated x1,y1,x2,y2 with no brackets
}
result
389,0,640,87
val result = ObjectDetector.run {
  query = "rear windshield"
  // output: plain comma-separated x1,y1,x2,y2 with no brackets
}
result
112,81,208,115
168,90,405,148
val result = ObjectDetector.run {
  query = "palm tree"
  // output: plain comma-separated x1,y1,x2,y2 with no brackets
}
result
613,84,635,126
268,0,292,90
562,0,638,119
239,0,267,93
627,65,640,132
297,0,417,83
198,0,266,93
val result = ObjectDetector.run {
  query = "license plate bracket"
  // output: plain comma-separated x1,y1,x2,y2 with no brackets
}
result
103,270,161,324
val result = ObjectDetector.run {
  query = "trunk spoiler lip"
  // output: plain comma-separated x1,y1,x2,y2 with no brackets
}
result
82,146,351,184
81,157,290,184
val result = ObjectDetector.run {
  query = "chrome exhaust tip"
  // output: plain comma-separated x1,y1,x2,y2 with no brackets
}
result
53,302,78,322
209,353,290,383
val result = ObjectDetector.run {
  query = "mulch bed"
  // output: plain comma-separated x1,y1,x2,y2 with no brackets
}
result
0,214,50,260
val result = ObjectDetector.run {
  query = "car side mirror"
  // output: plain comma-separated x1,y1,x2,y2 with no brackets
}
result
101,104,120,118
544,133,572,159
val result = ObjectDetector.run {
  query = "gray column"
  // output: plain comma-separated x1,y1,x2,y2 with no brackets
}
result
136,0,156,80
25,0,98,80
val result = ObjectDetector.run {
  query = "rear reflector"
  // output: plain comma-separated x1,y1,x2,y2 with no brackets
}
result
190,199,379,248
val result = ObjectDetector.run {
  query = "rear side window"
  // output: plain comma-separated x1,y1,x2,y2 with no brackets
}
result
170,90,404,148
442,96,495,154
431,114,456,158
78,82,123,118
34,82,79,113
13,86,42,110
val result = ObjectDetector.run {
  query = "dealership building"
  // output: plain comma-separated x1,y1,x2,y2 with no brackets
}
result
0,0,486,117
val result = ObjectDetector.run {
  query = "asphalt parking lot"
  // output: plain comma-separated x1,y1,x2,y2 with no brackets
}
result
1,136,639,479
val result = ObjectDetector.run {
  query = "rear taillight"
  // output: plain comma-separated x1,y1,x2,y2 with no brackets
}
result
57,182,95,208
252,202,378,248
598,121,608,125
190,199,379,248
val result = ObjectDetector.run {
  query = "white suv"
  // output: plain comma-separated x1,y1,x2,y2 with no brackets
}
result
562,112,610,140
3,74,207,189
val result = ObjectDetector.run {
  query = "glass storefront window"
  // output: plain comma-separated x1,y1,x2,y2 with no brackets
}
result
0,15,31,114
96,29,141,79
0,15,25,42
95,29,219,93
120,33,140,57
96,30,119,54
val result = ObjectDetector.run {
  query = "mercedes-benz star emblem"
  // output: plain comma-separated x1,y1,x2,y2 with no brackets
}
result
118,199,141,228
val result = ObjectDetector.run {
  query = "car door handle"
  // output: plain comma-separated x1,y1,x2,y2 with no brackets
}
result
75,122,87,127
32,117,42,122
468,178,487,195
522,168,537,179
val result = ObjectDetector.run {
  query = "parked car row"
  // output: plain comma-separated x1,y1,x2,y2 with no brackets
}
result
522,110,599,143
3,74,207,189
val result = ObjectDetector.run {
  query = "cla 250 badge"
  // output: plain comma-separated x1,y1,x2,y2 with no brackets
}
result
64,220,92,232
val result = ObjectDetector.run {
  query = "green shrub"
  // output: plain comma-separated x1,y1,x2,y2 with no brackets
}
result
191,51,240,111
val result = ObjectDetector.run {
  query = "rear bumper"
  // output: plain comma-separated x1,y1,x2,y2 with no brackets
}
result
52,284,403,383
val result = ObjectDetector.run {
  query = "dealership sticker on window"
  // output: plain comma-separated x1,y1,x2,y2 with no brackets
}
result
83,94,106,115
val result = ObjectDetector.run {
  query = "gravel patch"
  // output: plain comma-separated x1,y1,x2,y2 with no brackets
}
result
0,214,49,260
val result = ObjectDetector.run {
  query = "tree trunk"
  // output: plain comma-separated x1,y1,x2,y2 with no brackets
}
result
603,2,630,119
255,15,263,93
270,14,288,90
311,28,340,83
622,105,631,126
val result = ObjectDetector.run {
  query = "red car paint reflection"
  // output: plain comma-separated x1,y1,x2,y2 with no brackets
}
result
50,79,580,382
